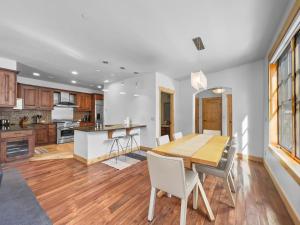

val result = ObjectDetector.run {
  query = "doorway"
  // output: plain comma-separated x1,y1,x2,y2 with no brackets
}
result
194,87,232,136
202,97,222,132
160,87,174,140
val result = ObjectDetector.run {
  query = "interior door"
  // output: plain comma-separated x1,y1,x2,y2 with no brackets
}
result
227,94,232,137
202,97,222,132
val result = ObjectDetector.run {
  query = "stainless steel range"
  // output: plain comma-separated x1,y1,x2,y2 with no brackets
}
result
55,120,80,144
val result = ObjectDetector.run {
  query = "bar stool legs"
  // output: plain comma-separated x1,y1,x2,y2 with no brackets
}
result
125,134,140,153
109,137,124,163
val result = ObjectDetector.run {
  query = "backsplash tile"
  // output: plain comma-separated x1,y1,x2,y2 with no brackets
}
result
0,110,51,125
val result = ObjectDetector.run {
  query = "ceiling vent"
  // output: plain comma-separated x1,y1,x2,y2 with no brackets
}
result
192,37,205,51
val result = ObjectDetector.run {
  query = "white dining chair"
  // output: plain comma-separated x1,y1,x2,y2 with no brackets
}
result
173,132,183,140
195,146,237,207
203,129,221,135
147,151,199,225
156,135,170,146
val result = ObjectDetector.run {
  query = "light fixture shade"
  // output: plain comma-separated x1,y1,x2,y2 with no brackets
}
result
191,71,207,90
212,88,225,94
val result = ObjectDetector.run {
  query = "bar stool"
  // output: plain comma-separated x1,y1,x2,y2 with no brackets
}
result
125,129,140,153
108,129,126,163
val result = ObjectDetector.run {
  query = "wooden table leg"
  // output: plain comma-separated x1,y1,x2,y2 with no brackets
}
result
192,164,215,221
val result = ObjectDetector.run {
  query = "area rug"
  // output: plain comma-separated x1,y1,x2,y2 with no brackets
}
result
102,151,147,170
0,169,52,225
30,144,73,161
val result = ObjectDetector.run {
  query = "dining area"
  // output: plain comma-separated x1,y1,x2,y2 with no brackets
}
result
146,131,235,225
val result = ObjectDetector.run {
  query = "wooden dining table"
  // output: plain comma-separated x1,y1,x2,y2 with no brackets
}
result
152,133,230,221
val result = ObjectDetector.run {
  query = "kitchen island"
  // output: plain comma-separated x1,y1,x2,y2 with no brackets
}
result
73,124,146,165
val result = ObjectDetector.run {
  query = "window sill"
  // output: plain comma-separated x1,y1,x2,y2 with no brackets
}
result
268,145,300,185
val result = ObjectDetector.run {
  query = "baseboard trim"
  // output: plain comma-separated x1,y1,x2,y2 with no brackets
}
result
264,160,300,225
236,153,263,163
74,147,141,166
140,146,152,151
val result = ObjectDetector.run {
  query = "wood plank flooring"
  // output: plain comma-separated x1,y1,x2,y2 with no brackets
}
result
4,158,294,225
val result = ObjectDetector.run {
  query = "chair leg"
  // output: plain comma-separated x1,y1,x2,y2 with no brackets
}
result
228,172,236,193
223,177,235,207
132,136,140,152
109,139,116,158
193,183,198,210
180,198,187,225
148,187,156,221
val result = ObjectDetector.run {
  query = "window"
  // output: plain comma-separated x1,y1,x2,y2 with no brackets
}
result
296,34,300,158
270,31,300,161
278,46,293,151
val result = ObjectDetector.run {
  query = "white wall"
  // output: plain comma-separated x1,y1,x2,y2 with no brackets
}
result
0,57,16,70
263,0,300,221
104,74,156,147
17,76,101,94
178,60,265,158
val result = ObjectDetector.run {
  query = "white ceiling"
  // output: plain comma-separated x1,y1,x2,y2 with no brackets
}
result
0,0,291,89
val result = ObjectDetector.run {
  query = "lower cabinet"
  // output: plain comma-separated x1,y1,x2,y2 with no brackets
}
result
34,124,57,146
0,130,35,163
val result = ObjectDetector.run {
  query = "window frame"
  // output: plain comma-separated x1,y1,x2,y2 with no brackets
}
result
271,35,300,163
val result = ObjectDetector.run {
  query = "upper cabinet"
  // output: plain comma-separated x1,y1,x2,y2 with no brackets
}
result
39,88,54,110
18,84,54,110
76,93,92,111
0,69,17,107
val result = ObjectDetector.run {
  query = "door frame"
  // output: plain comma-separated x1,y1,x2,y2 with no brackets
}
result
227,94,232,137
159,87,175,140
195,97,200,133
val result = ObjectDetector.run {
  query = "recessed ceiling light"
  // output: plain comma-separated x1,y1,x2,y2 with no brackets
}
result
120,91,126,95
71,80,77,84
71,71,78,75
96,69,101,72
104,80,110,83
97,85,102,89
133,94,139,97
120,67,125,70
33,72,40,77
102,61,109,64
102,89,109,92
134,72,139,74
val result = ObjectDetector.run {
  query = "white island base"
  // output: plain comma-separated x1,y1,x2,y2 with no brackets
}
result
74,126,143,165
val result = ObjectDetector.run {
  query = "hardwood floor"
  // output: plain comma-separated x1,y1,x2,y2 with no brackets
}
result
4,158,294,225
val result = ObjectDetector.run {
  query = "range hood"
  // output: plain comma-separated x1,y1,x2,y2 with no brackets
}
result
55,92,78,108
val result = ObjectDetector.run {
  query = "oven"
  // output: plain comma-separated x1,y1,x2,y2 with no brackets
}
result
56,121,79,144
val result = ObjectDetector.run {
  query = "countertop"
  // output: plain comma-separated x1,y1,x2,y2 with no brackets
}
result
0,123,55,132
74,124,146,132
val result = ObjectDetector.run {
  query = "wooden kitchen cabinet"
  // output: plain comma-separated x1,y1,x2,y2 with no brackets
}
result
76,93,92,111
0,68,17,107
39,88,54,110
0,129,35,163
18,84,39,109
35,126,48,146
48,124,57,144
18,84,54,110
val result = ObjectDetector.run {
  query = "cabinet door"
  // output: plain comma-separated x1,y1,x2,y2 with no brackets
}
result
19,85,39,109
48,124,57,144
36,128,48,146
39,88,53,110
85,94,92,111
0,70,16,107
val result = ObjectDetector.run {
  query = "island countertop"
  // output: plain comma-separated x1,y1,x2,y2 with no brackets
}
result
74,124,146,132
